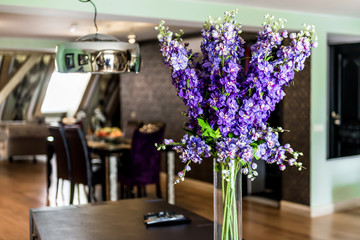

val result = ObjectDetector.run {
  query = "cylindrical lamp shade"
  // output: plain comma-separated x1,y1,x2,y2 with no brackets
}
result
55,33,141,74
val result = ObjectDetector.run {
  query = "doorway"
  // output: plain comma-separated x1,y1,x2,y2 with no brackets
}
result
329,43,360,158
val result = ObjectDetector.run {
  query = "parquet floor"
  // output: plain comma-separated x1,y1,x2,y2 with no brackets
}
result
0,158,360,240
0,159,47,240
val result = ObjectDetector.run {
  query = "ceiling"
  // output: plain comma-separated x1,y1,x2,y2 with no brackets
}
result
0,11,200,43
198,0,360,18
0,0,359,43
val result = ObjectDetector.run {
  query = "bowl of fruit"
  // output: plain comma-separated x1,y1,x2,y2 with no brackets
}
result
95,127,123,143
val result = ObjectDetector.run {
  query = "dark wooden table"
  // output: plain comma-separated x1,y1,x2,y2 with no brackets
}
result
30,198,213,240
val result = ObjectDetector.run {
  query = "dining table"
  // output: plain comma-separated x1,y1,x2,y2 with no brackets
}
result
87,137,131,201
87,137,178,203
46,135,177,203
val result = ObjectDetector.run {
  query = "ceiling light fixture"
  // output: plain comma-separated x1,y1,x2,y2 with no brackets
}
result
128,29,136,44
69,23,77,33
55,0,141,74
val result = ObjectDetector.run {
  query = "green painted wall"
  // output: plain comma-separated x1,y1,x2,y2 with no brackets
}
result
1,0,360,208
0,38,61,52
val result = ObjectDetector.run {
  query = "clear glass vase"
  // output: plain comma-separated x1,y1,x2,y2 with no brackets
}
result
214,159,242,240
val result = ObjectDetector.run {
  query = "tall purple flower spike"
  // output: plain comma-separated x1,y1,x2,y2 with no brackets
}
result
155,10,316,182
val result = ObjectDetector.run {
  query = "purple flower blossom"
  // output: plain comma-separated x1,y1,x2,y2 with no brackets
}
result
281,30,288,38
251,163,258,170
279,164,286,171
288,158,296,166
164,139,174,145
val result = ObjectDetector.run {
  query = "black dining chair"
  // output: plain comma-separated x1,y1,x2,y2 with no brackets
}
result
48,124,73,204
118,122,165,199
64,125,106,203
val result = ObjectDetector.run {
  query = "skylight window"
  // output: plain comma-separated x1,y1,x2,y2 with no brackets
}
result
41,72,91,117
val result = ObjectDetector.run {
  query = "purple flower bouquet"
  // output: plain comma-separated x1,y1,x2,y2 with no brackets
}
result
156,10,317,240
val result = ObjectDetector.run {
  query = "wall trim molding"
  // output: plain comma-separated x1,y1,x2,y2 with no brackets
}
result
280,198,360,218
244,196,280,208
280,200,312,217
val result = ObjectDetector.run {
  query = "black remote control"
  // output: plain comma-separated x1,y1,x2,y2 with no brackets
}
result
144,211,191,226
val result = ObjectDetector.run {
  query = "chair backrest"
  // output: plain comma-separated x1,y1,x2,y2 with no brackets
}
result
63,125,92,186
129,123,165,185
48,125,71,181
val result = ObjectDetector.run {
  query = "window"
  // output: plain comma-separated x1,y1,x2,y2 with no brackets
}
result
41,72,91,117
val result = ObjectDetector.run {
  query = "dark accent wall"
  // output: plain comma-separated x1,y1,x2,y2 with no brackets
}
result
120,41,186,141
281,58,311,206
120,41,214,183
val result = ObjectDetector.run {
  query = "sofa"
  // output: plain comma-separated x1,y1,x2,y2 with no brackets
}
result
0,121,49,162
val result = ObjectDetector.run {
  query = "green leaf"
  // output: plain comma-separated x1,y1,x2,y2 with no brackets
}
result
250,139,265,160
202,131,210,138
214,128,221,139
251,139,265,146
250,142,258,148
253,148,260,160
265,55,273,61
206,137,213,143
197,118,211,137
240,159,247,167
197,118,207,129
197,118,221,139
212,106,219,111
260,92,264,99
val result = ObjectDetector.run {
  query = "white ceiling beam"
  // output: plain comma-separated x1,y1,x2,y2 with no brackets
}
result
0,55,41,104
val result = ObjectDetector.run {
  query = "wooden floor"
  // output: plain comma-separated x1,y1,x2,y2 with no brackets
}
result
1,158,360,240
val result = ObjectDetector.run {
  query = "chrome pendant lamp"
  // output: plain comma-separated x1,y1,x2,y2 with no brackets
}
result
55,0,141,74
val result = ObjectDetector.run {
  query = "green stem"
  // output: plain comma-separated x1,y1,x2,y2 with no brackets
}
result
222,173,230,240
222,165,225,203
233,163,240,238
220,162,241,240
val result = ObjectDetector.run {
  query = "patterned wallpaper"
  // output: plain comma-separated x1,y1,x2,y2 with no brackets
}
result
120,41,186,141
281,59,311,206
120,40,213,182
